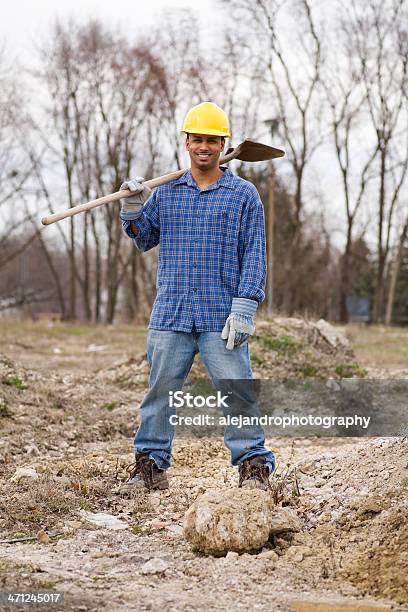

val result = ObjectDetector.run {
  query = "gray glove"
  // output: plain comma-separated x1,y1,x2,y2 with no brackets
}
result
119,177,152,221
221,298,257,350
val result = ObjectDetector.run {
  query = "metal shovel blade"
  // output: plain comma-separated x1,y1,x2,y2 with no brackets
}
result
224,139,285,163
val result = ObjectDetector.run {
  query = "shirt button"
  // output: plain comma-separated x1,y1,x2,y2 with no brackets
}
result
193,263,197,268
193,288,198,292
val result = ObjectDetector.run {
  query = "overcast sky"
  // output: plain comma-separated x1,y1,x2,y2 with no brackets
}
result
1,0,388,248
1,0,222,62
0,0,349,243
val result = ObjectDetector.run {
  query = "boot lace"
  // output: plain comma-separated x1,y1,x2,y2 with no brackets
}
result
125,454,155,489
239,459,271,489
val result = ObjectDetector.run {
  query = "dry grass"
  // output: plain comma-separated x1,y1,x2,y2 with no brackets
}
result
269,466,300,505
344,324,408,369
0,320,148,375
0,452,156,536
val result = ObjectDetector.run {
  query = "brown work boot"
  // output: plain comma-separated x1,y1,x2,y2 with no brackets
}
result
123,453,169,490
238,456,271,491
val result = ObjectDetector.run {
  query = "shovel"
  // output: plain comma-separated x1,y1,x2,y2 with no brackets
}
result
41,139,285,226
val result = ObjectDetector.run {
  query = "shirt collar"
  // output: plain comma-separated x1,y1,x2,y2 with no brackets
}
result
174,167,235,191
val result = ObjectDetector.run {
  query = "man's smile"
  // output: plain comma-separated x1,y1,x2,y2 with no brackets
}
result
185,132,225,179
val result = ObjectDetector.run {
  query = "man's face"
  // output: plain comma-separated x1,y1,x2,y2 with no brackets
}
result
185,134,225,171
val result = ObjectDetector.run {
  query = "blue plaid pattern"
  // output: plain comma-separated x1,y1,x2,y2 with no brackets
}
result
121,168,266,332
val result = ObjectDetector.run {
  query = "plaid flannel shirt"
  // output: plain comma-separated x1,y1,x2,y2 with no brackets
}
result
121,167,266,332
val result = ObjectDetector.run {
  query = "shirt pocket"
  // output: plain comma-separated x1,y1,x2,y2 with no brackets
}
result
208,210,237,247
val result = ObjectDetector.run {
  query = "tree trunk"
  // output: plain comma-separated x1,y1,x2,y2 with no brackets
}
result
36,230,67,319
385,219,408,326
373,148,386,324
69,217,76,320
339,225,353,323
82,213,91,320
90,211,101,322
66,167,77,321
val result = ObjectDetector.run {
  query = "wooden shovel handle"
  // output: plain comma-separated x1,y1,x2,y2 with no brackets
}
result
40,145,254,226
41,169,189,225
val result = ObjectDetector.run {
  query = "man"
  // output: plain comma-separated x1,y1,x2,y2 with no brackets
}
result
120,102,275,491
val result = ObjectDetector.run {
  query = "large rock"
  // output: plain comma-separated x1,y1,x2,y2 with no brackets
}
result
184,488,282,556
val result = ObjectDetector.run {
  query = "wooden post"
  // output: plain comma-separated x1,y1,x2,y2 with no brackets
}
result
266,169,275,317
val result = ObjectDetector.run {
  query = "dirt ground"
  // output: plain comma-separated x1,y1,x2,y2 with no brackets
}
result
0,319,407,611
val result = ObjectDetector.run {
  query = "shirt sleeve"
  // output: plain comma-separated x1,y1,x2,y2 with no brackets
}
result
121,189,160,252
237,185,267,303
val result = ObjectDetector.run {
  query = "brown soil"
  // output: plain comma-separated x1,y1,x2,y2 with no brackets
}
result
0,319,407,611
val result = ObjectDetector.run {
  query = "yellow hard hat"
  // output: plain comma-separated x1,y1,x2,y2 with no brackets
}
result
181,102,231,137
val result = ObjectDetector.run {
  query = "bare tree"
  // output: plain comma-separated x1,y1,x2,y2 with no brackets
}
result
0,47,34,269
33,19,170,323
321,24,379,321
385,214,408,325
345,0,408,322
222,0,325,314
34,21,85,319
80,24,163,322
143,11,208,171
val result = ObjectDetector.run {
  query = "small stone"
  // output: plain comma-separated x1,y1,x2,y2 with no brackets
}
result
286,546,304,562
269,508,302,534
24,444,40,457
295,546,313,557
166,524,183,536
326,379,341,391
148,493,162,508
150,520,168,530
79,510,128,530
259,550,279,561
86,344,106,352
65,520,82,530
92,550,107,559
10,467,38,482
225,551,239,562
315,319,349,349
58,476,71,488
37,529,50,544
139,558,169,575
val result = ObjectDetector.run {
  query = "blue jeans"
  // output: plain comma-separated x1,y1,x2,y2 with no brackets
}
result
134,329,275,471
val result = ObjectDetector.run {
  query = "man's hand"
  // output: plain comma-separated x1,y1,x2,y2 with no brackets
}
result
221,298,257,350
119,177,152,221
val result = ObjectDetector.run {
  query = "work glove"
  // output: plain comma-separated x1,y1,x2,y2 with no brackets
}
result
119,177,152,221
221,298,258,350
